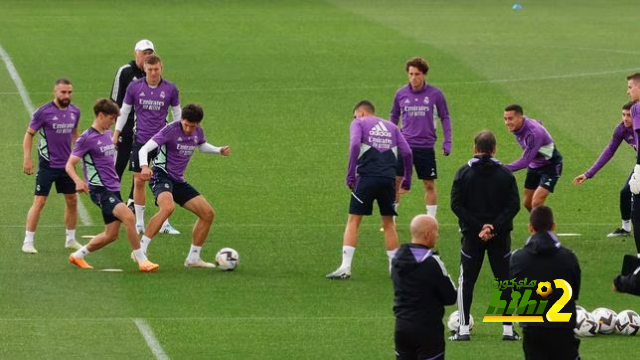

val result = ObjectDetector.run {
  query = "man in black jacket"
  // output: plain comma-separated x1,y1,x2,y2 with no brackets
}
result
110,39,179,235
510,206,581,360
613,254,640,296
392,214,456,359
450,130,520,341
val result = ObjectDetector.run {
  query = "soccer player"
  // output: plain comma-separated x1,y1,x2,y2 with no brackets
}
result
504,104,563,212
510,206,581,360
21,78,82,254
137,104,230,267
573,101,636,237
392,214,456,359
112,54,181,235
449,130,520,341
390,57,451,218
65,98,158,272
326,100,412,279
625,73,640,256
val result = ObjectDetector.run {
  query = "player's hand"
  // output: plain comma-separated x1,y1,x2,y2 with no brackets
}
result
629,165,640,194
443,142,451,156
220,146,231,156
573,174,588,186
399,187,410,194
111,134,119,146
23,158,34,175
74,180,89,194
140,166,153,181
479,224,494,242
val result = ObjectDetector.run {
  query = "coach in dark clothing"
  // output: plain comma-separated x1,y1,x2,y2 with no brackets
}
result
510,206,581,360
392,214,457,360
450,130,520,341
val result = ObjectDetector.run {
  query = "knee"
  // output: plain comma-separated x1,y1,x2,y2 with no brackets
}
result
161,203,175,217
65,194,78,208
32,197,47,211
201,207,215,223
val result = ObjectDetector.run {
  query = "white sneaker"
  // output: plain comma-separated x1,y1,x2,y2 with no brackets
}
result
22,243,38,254
184,258,216,268
65,240,83,250
135,224,145,235
326,266,351,279
160,223,180,235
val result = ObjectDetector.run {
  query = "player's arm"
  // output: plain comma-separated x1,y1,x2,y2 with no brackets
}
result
397,131,412,191
450,170,484,230
505,134,541,172
65,155,89,193
389,94,401,125
171,105,181,122
138,139,159,181
112,103,132,145
22,127,36,175
491,174,520,235
431,256,457,305
198,143,230,156
436,94,452,156
575,127,624,185
110,67,129,106
345,121,361,189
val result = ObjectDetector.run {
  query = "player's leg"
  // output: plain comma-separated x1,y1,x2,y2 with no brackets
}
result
130,142,147,233
394,326,418,360
112,201,158,271
487,234,519,340
57,170,81,250
532,168,559,209
414,148,438,217
451,236,485,340
141,192,175,253
611,173,633,237
182,193,217,268
22,163,55,253
523,168,540,212
379,177,399,267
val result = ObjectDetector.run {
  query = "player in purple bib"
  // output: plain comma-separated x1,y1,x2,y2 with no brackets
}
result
504,104,563,212
326,100,413,279
21,79,82,254
137,104,231,268
390,57,452,219
112,54,181,235
624,73,640,257
65,99,159,272
574,102,636,237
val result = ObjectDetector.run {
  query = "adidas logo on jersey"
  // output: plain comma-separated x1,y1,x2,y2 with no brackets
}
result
369,121,392,137
52,116,59,121
140,92,146,97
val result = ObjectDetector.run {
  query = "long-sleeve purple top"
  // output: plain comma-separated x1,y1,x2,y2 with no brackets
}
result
631,103,640,165
151,121,206,183
390,83,452,152
584,122,635,178
346,116,413,189
506,117,562,172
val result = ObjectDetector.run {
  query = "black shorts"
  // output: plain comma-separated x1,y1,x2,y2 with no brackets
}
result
349,176,396,216
396,147,437,180
130,141,158,173
394,320,445,360
34,159,76,196
522,327,579,360
524,162,562,192
89,186,123,224
150,169,200,207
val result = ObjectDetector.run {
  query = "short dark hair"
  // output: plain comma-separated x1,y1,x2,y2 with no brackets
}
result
353,100,375,114
530,206,554,232
405,57,429,74
474,130,496,154
182,103,204,123
144,54,162,65
93,98,119,116
504,104,524,115
55,78,72,86
626,73,640,82
623,101,635,111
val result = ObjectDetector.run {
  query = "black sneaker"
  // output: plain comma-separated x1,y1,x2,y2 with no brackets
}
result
503,331,521,341
448,333,470,341
607,228,631,237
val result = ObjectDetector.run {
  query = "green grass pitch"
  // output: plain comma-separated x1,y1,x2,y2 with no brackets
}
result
0,0,639,358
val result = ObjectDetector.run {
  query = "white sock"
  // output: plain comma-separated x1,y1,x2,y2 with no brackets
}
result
24,231,35,245
140,235,153,253
340,245,356,269
426,205,437,217
161,219,170,228
187,245,202,262
65,229,76,242
459,325,470,335
503,324,513,336
132,248,148,262
72,246,90,259
622,220,632,232
134,204,145,227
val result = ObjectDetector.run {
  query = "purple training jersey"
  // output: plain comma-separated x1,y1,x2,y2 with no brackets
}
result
124,77,180,144
390,83,452,152
631,103,640,152
346,116,413,189
151,121,206,183
28,101,80,168
506,117,561,171
584,122,635,178
72,128,120,192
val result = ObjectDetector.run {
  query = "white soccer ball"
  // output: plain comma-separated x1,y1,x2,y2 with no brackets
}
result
447,310,474,332
574,308,599,337
615,310,640,335
591,308,617,334
215,247,239,271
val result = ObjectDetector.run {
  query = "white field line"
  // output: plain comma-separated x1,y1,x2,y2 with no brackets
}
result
0,43,92,226
133,318,169,360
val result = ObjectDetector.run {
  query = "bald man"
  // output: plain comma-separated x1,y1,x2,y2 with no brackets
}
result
392,215,457,360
